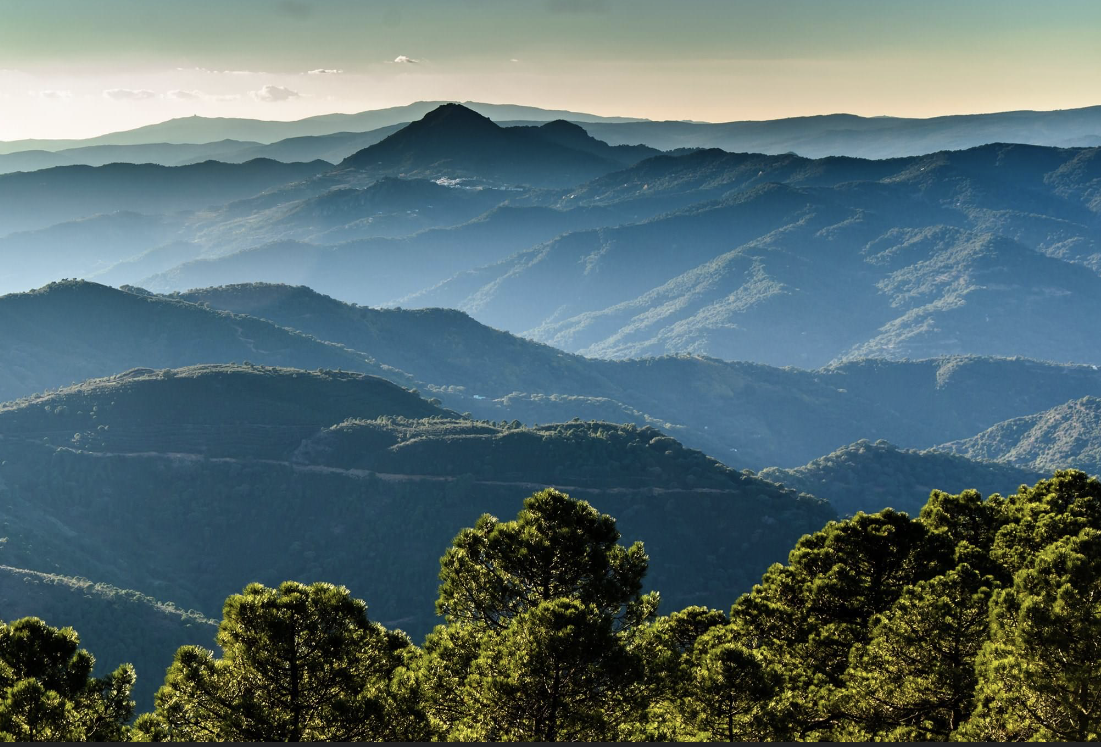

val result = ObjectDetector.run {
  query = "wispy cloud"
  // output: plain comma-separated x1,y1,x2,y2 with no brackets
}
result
31,90,74,100
307,68,343,74
251,85,301,102
104,88,157,101
167,90,242,102
393,55,419,64
175,67,267,75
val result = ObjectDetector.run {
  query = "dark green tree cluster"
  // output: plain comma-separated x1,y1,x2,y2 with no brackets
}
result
0,617,135,741
8,473,1101,741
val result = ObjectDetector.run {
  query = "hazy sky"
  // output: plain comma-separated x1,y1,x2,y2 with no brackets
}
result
1,0,1099,141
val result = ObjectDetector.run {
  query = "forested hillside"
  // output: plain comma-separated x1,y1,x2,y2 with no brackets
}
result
0,567,215,709
758,439,1046,516
10,282,1101,470
939,396,1101,475
0,365,831,641
7,472,1101,740
0,281,415,402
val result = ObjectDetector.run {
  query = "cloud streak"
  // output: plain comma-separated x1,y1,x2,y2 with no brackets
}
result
393,55,419,64
251,85,301,102
31,90,74,100
104,88,156,100
175,67,267,76
307,68,343,74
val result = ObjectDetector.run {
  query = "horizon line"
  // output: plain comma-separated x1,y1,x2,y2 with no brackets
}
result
3,99,1100,146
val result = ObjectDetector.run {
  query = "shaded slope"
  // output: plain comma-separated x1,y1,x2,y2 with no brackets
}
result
0,364,444,460
339,104,624,187
759,439,1046,517
137,204,626,302
155,284,1101,471
0,370,833,640
0,281,413,402
0,159,330,235
0,567,216,709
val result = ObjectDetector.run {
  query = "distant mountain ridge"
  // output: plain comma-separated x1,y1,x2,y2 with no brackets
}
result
759,439,1046,517
938,396,1101,475
0,158,329,234
3,102,1100,163
338,104,654,187
0,101,647,155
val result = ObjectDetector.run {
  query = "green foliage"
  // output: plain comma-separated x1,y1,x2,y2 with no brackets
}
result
453,599,638,742
677,624,778,741
962,528,1101,741
619,606,731,741
839,564,996,740
436,488,657,629
726,509,954,739
0,617,134,741
0,566,217,711
416,489,656,740
4,473,1101,740
149,581,426,742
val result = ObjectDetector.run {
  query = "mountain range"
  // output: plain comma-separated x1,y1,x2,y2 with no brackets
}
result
63,110,1097,370
9,280,1101,474
939,396,1101,476
6,98,1101,703
0,364,833,645
3,101,1100,161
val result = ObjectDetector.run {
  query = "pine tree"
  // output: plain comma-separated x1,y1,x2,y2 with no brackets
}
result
453,599,639,741
148,581,426,741
0,617,135,742
680,623,778,741
727,509,953,739
436,488,658,630
417,488,657,740
960,528,1101,741
617,606,730,741
838,563,995,740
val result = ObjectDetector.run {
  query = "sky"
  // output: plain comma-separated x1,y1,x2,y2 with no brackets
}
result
1,0,1099,141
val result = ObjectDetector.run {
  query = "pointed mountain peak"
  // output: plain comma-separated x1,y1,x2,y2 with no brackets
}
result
411,103,499,132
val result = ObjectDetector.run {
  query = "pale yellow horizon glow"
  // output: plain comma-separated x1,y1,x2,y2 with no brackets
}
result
2,0,1100,142
3,56,1099,143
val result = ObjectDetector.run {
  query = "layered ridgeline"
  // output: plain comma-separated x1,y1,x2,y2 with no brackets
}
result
10,281,1101,470
168,283,1101,469
407,145,1101,366
0,281,417,402
0,364,832,641
2,100,1099,161
0,567,216,709
0,158,330,236
758,439,1046,517
3,106,1100,372
939,396,1101,475
125,123,1101,367
337,104,658,187
0,106,658,297
0,101,643,156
